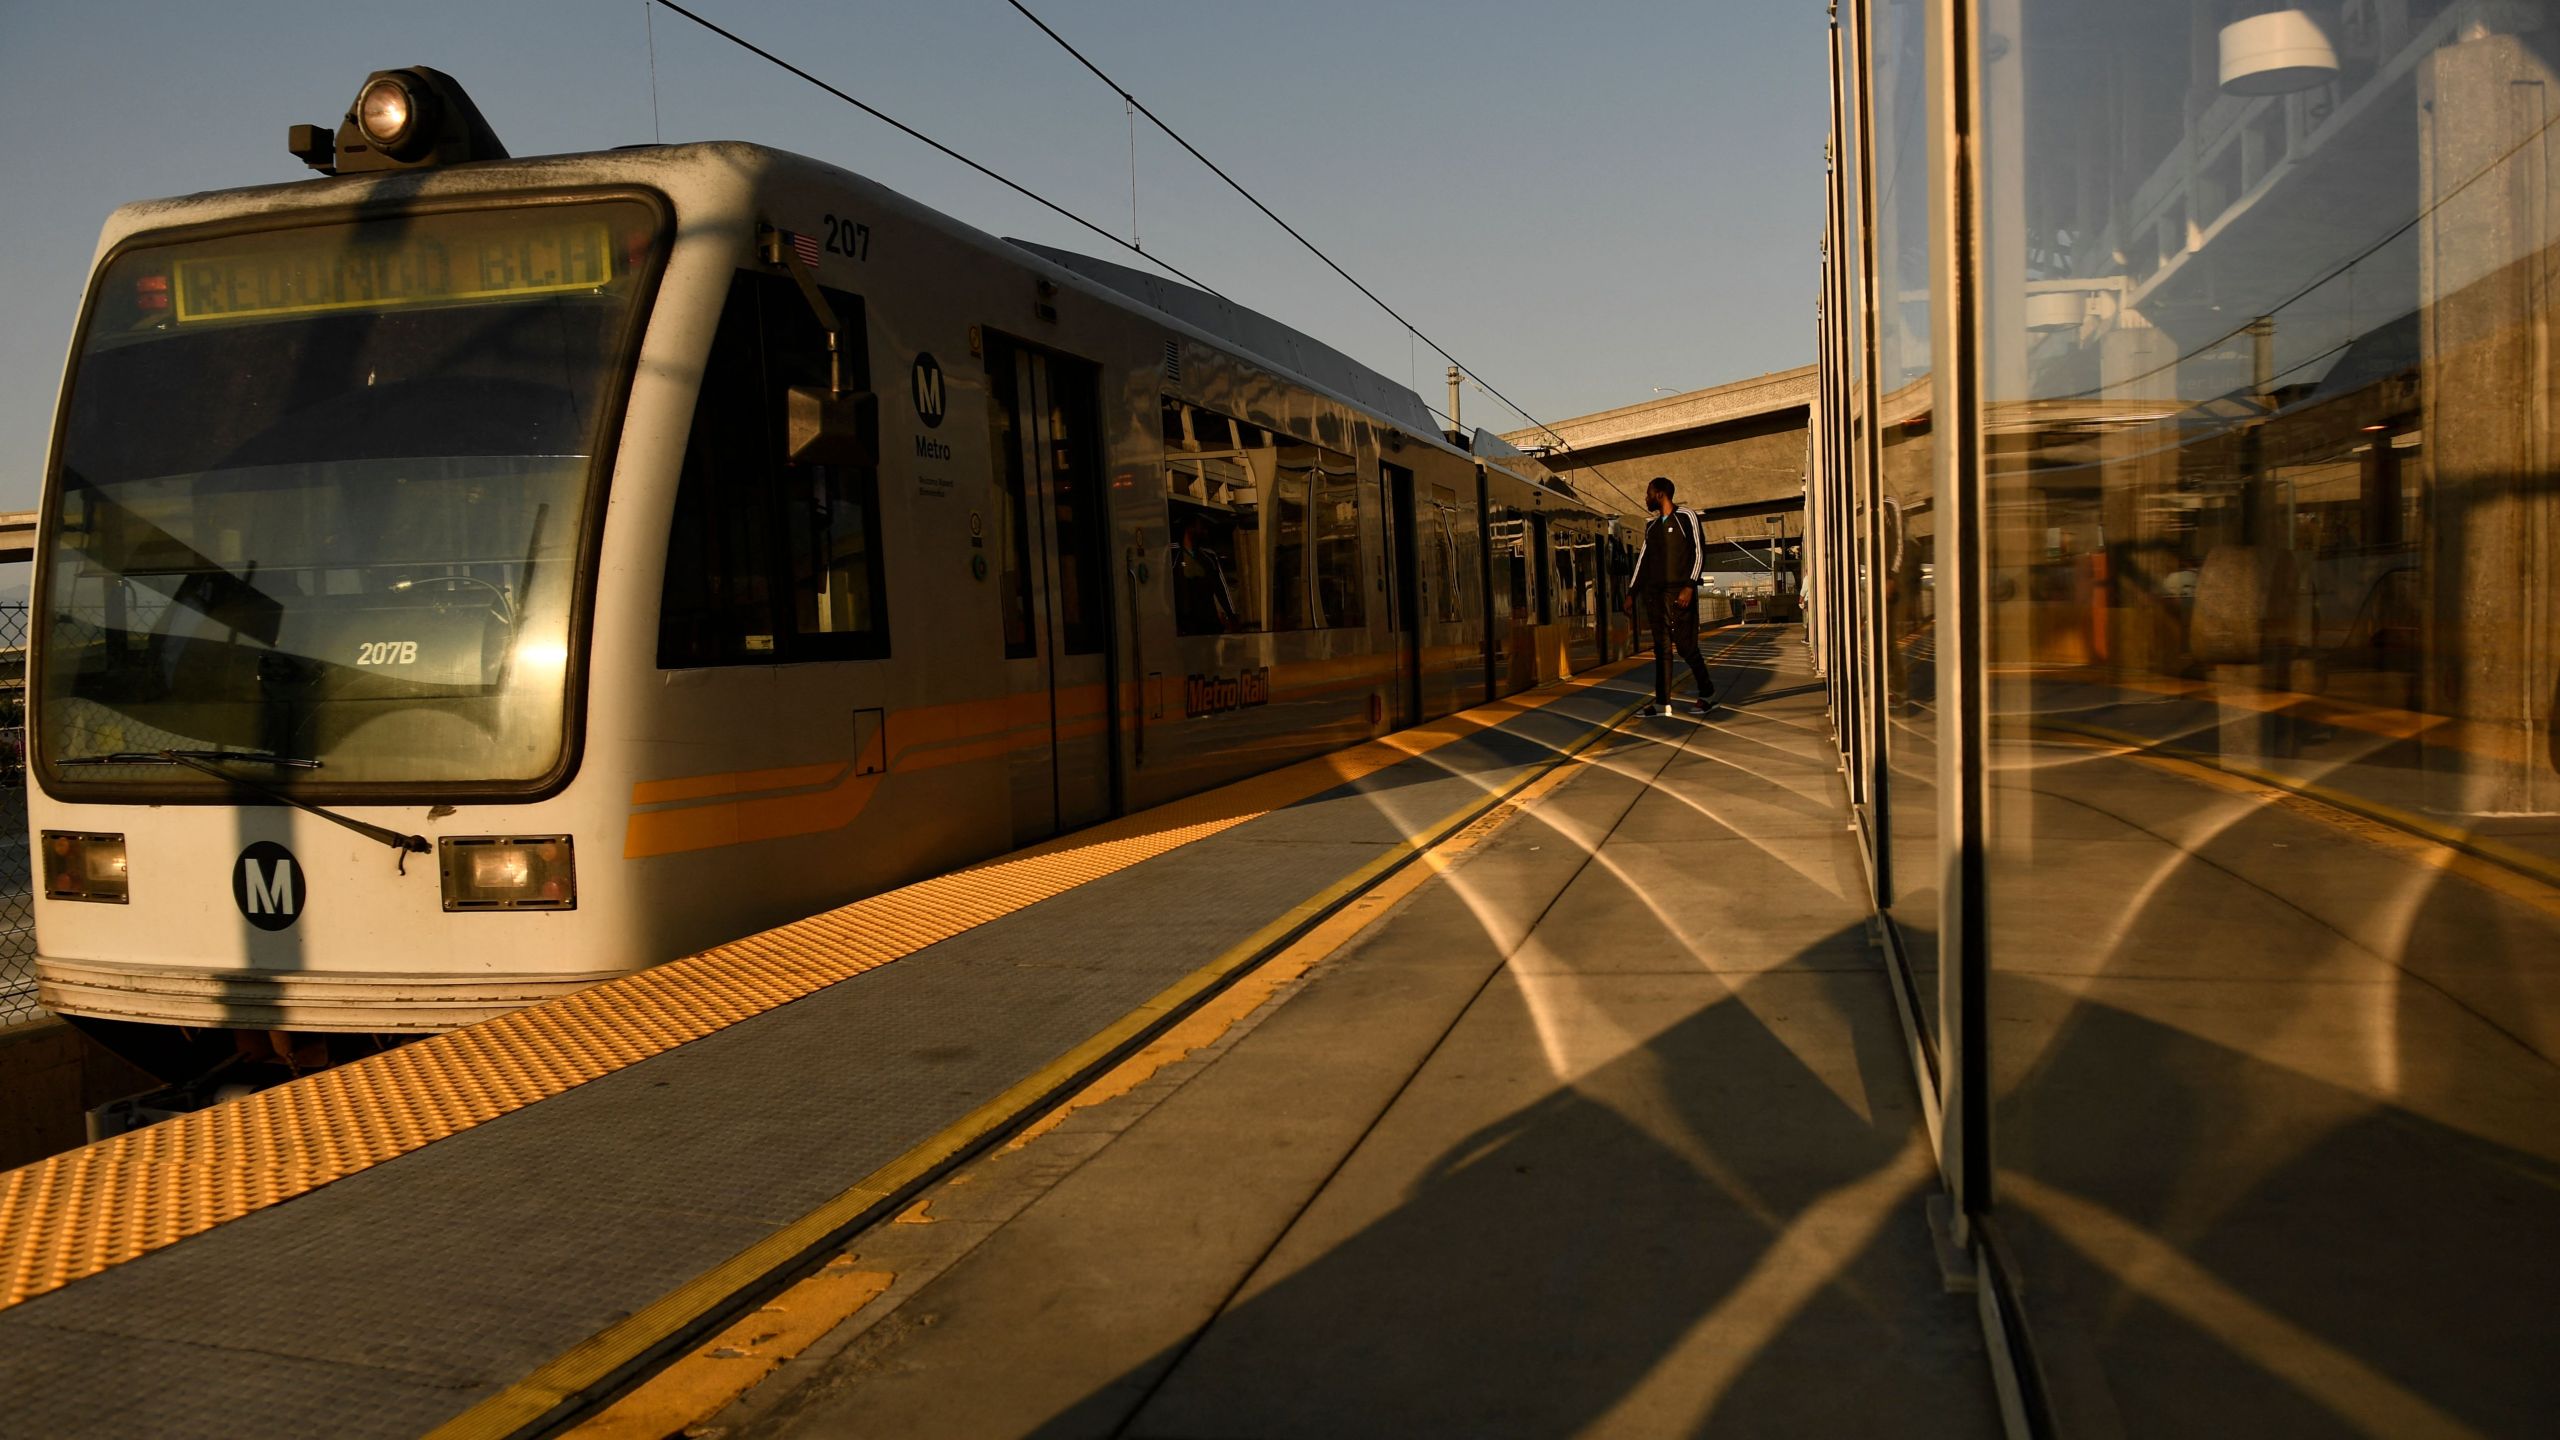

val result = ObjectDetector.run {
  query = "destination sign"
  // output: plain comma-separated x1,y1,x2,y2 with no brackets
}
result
172,218,616,324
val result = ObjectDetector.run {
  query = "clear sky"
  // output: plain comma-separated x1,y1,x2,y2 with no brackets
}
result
0,0,1826,515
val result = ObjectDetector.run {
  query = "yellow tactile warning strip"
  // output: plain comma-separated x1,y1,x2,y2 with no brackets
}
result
0,661,1648,1315
428,666,1670,1440
555,720,1618,1440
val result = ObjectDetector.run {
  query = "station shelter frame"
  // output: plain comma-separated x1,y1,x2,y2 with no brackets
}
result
1820,0,2135,1427
1813,1,2560,1434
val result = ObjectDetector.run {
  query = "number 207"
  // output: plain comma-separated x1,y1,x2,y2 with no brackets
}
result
356,641,418,666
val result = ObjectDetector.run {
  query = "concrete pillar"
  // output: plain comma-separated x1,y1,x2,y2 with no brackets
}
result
2418,28,2560,815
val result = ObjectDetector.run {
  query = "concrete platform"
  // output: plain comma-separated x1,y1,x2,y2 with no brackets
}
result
679,631,2000,1439
0,649,1685,1440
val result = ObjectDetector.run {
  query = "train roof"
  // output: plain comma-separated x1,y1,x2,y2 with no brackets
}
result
1004,242,1442,441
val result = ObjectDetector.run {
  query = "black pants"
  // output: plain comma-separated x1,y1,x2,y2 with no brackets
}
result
1643,586,1714,707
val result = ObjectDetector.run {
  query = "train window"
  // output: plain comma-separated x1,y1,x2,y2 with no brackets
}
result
766,279,887,655
40,199,665,790
1269,464,1314,631
1165,398,1264,636
1041,355,1109,655
1169,499,1256,635
1431,486,1463,623
658,274,784,668
1494,515,1530,622
1259,438,1357,631
1161,399,1357,633
785,455,884,644
991,358,1038,658
1306,446,1364,629
657,270,886,668
1550,529,1598,624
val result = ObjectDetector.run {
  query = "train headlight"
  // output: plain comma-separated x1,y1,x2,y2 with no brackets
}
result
355,74,425,154
43,832,129,904
294,67,504,176
439,836,576,912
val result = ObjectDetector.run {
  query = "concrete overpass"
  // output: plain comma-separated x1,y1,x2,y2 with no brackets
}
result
1502,365,1812,551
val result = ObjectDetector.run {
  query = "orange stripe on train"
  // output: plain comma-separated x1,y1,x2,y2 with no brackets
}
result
625,652,1436,858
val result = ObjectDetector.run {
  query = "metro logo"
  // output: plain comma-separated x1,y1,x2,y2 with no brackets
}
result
244,861,294,915
912,353,945,428
1184,667,1271,719
232,842,307,932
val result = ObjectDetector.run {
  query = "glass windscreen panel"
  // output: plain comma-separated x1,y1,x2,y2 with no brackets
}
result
1866,0,1942,1036
1980,6,2560,1431
42,199,661,790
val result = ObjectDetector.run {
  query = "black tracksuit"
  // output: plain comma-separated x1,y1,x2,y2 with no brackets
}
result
1629,504,1715,709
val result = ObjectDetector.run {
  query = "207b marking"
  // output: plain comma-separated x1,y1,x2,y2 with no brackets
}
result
356,641,419,666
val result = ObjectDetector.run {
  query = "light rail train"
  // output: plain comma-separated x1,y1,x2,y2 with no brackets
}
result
28,68,1631,1082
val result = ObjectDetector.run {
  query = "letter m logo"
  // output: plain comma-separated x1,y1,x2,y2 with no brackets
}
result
233,842,306,931
911,353,946,427
244,859,296,915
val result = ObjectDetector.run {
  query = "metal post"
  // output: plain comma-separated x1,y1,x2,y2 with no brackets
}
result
1828,3,1866,794
1851,0,1891,889
1924,0,1991,1232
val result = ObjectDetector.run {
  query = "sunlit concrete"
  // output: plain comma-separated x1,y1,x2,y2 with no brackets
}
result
719,631,1999,1439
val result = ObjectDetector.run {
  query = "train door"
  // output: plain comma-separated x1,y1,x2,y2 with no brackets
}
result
1385,462,1423,726
986,335,1115,843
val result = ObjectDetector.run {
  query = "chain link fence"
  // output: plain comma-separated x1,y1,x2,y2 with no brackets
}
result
1,603,33,1026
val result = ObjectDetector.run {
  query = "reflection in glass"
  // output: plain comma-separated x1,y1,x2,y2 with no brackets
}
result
1979,4,2560,1430
42,200,660,789
1164,399,1359,634
1866,0,1942,1032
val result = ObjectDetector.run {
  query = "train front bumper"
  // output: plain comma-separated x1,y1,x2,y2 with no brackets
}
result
35,953,633,1033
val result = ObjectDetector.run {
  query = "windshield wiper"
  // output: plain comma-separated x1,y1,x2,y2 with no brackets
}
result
66,748,323,770
66,748,430,869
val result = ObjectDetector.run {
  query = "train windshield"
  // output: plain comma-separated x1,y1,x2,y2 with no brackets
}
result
37,198,663,794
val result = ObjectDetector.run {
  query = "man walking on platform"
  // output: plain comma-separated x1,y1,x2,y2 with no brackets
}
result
1626,476,1717,717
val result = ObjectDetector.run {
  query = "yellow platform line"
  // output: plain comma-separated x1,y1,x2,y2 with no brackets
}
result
431,678,1657,1440
0,662,1646,1315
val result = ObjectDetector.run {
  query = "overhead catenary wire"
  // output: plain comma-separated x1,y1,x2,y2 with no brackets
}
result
996,0,1655,518
642,1,663,144
650,0,1651,518
648,0,1227,299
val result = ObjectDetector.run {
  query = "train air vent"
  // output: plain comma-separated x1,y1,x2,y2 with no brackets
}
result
1162,340,1182,383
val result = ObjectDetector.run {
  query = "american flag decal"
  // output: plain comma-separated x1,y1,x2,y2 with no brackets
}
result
790,230,822,269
